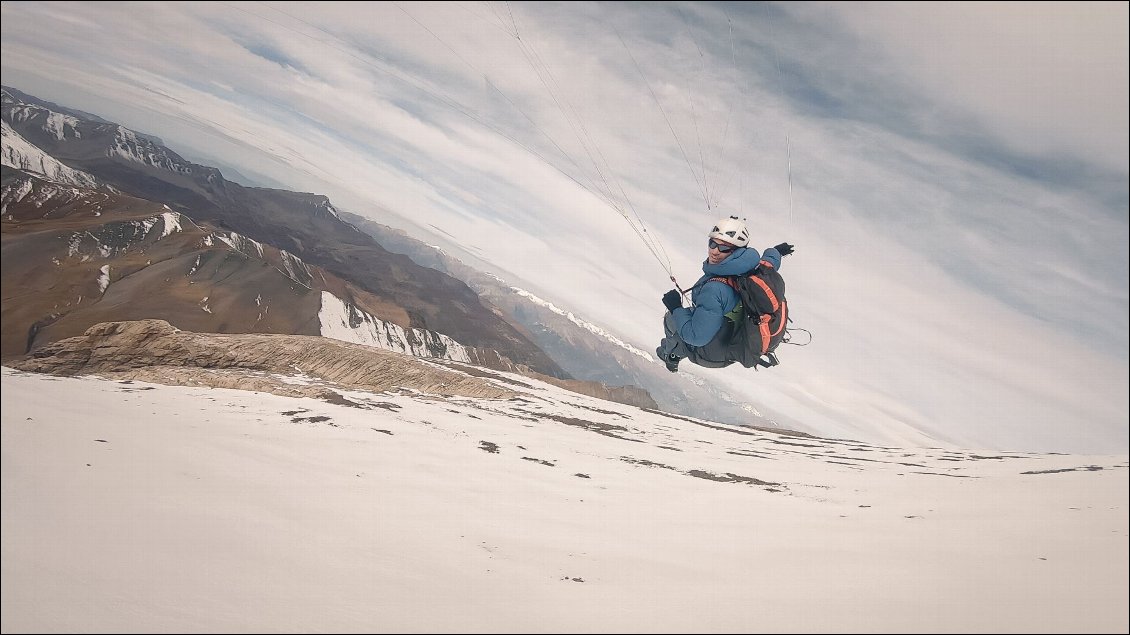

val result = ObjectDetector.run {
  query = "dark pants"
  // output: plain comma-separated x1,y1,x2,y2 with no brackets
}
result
656,312,735,369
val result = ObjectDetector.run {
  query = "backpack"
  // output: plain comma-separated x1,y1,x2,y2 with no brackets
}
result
711,259,788,369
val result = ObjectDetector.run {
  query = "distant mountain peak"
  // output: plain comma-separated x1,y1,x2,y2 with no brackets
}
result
507,286,654,361
2,85,122,128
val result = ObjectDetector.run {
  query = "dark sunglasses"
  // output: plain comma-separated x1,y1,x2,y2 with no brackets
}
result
708,239,735,253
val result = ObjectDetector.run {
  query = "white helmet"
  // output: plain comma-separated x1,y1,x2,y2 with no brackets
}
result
709,215,749,248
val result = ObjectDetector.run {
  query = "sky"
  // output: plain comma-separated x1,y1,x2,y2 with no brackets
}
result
2,366,1127,632
1,1,1127,454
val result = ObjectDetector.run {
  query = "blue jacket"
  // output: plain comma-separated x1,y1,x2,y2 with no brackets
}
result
670,246,783,347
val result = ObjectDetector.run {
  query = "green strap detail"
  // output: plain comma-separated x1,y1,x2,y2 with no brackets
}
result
724,300,744,324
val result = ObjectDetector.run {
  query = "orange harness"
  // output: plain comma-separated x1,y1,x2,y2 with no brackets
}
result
710,260,787,355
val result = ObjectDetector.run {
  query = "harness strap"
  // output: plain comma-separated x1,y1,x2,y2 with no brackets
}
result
710,276,738,291
710,273,780,313
771,300,788,338
746,275,780,313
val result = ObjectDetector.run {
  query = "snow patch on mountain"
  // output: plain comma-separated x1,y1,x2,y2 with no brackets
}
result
509,286,654,361
319,291,472,363
63,212,193,261
97,265,110,293
279,250,313,288
1,119,99,188
212,231,266,259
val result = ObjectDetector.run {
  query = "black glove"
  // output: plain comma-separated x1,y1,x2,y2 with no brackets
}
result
773,242,795,257
662,289,682,312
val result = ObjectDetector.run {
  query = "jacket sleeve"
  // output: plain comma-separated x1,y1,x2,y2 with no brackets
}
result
761,247,782,270
671,281,730,347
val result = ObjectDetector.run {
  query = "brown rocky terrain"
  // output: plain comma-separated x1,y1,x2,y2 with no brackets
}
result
10,319,658,409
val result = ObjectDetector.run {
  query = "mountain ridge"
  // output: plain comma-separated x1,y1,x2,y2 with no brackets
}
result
2,85,661,410
1,84,565,378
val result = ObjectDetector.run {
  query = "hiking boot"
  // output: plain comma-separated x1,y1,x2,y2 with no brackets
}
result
664,354,681,373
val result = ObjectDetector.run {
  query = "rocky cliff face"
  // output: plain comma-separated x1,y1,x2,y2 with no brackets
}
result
12,319,658,410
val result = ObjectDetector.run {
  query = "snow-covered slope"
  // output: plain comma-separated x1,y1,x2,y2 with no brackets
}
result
2,366,1126,633
1,119,99,187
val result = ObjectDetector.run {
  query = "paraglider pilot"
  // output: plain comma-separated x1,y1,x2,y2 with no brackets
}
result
657,215,793,372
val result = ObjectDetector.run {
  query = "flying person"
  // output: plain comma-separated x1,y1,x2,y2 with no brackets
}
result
657,215,794,372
